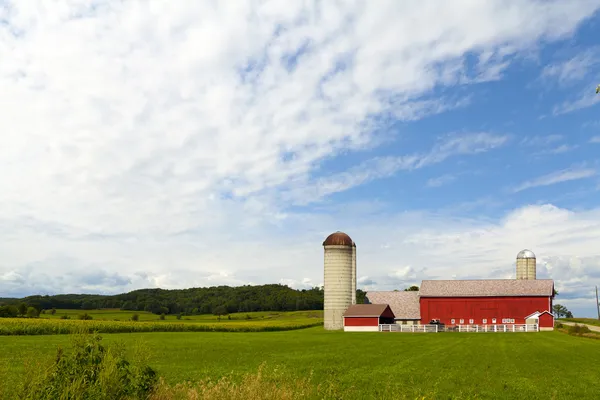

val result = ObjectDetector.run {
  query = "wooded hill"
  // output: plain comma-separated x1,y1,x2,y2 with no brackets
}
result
0,284,368,315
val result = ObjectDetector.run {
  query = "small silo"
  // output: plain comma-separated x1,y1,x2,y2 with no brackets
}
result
516,249,536,280
323,231,354,330
352,241,357,305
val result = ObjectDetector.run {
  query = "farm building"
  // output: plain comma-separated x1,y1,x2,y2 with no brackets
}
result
418,279,555,331
323,231,557,332
363,291,420,325
524,310,555,330
343,304,395,332
363,279,555,331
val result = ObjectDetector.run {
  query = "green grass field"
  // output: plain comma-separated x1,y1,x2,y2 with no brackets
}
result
1,325,600,399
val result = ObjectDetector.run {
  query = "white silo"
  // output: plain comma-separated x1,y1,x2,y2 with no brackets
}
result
352,241,357,305
323,231,354,330
516,249,536,280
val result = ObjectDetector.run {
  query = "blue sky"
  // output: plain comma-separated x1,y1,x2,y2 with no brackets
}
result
1,1,600,317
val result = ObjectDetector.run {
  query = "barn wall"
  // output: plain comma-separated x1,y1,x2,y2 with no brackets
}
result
538,312,554,328
343,317,378,327
420,296,551,325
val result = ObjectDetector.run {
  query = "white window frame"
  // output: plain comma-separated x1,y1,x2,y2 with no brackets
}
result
459,319,464,324
469,319,474,324
510,318,515,323
482,318,487,324
450,319,455,324
492,318,497,324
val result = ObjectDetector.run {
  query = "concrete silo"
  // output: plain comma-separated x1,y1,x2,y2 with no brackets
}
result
516,249,536,280
352,241,357,305
323,232,354,330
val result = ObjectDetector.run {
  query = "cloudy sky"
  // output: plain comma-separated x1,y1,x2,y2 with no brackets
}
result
1,1,600,316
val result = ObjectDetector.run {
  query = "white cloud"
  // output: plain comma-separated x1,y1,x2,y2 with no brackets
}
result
521,134,564,147
541,48,600,85
426,174,457,188
591,136,600,143
553,89,600,115
512,167,596,192
283,132,508,204
1,1,600,317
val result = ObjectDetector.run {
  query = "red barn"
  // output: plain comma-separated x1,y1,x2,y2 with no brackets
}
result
343,304,395,332
419,279,555,329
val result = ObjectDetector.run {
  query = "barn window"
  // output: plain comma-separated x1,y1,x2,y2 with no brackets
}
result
492,318,497,324
510,319,515,323
459,319,464,324
469,319,474,324
482,319,487,324
450,319,455,324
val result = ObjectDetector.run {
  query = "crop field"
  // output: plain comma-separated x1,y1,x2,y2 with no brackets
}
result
0,310,322,335
39,308,322,322
1,326,600,399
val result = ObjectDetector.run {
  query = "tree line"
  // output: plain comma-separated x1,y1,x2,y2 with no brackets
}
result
0,284,368,316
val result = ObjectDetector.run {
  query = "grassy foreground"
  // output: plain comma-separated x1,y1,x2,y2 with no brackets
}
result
2,328,600,399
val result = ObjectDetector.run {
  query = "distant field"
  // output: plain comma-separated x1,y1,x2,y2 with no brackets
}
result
561,318,600,327
39,308,322,322
1,328,600,399
0,310,323,335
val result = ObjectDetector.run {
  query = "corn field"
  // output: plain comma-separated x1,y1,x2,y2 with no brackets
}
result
0,318,322,335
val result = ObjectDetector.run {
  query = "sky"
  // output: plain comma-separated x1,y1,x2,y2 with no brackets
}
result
1,1,600,317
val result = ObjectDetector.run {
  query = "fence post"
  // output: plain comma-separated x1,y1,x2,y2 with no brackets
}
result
436,324,438,333
412,325,415,333
525,324,528,332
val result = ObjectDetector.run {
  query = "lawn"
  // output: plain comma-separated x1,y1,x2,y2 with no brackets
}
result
1,328,599,399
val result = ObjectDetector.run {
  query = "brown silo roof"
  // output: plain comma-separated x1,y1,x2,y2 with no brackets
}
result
365,291,421,320
419,279,554,297
343,304,395,318
322,231,353,247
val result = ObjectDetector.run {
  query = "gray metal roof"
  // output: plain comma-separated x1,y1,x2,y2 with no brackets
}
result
419,279,554,297
517,249,536,259
365,291,421,320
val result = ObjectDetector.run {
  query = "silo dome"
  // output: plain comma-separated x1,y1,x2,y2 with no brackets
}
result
517,249,536,259
322,231,353,247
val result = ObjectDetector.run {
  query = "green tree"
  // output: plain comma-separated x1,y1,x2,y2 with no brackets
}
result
131,313,139,321
18,303,28,316
213,305,228,320
50,308,57,315
26,307,39,318
404,285,419,291
553,304,572,318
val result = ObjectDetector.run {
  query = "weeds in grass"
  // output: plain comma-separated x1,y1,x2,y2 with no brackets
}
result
148,362,338,400
16,331,157,400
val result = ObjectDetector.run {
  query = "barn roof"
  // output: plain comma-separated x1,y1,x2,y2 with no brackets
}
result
419,279,554,297
343,304,395,318
365,291,421,319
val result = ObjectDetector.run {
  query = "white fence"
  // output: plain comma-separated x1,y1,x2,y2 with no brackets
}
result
378,323,539,333
457,324,538,332
379,324,439,332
